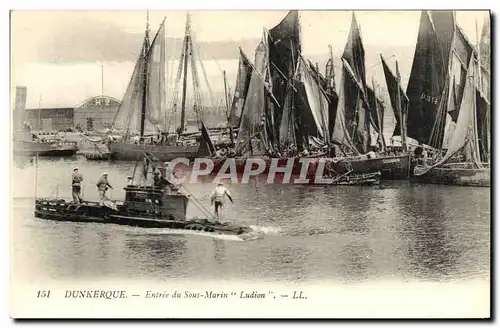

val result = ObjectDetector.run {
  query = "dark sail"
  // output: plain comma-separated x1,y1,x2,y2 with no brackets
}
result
476,90,489,162
381,55,408,137
366,86,386,150
228,48,253,129
199,119,215,157
406,11,451,147
268,10,301,143
429,11,455,72
341,13,370,153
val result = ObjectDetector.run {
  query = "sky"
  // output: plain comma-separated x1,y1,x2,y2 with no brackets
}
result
11,10,489,108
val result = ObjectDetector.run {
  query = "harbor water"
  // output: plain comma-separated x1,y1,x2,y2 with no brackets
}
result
11,156,490,286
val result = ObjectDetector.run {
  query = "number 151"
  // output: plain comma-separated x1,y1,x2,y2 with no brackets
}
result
37,290,51,298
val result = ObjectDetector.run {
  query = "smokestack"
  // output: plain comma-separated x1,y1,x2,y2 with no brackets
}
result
13,86,27,131
15,86,27,111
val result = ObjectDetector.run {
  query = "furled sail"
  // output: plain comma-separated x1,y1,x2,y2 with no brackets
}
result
406,11,451,147
235,41,269,156
228,48,253,129
340,13,371,154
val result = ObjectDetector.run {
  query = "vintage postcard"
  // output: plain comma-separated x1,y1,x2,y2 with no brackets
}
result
9,9,491,319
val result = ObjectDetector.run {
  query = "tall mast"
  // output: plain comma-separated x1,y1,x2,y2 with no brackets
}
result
101,63,104,95
223,70,230,119
475,17,488,163
139,10,151,138
395,60,408,152
371,78,386,152
38,94,42,131
476,18,482,93
101,63,105,119
179,13,191,134
316,61,328,146
328,44,336,93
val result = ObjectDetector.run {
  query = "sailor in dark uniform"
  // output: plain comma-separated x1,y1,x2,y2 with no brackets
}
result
71,167,83,203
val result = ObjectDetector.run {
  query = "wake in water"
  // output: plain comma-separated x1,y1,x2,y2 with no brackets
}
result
120,224,283,242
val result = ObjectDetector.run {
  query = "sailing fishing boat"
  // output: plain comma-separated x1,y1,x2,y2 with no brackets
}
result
412,55,489,186
411,12,490,187
227,48,253,133
328,13,411,179
107,13,207,162
202,11,380,184
404,11,484,156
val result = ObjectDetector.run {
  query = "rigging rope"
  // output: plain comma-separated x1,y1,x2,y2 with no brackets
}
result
178,184,216,219
191,28,217,111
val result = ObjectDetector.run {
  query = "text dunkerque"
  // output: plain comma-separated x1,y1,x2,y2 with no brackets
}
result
64,290,127,299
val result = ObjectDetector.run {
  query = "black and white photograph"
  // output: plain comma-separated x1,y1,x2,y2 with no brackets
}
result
8,9,491,319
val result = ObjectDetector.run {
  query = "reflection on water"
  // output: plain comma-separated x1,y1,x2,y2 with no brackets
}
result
403,188,456,280
11,157,490,284
339,241,374,283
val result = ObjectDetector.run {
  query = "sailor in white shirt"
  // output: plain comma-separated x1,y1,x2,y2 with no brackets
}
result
209,183,234,221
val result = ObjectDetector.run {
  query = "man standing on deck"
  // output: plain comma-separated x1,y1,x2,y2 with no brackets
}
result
71,167,83,203
96,172,113,205
210,183,234,221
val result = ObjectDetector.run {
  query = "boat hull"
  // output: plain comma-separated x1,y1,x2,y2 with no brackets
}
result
33,199,252,235
77,151,111,161
13,141,78,157
412,163,490,187
206,153,409,182
318,172,381,186
343,153,411,180
108,141,200,162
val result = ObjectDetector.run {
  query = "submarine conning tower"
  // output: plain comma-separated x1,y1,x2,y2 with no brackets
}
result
122,185,189,221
